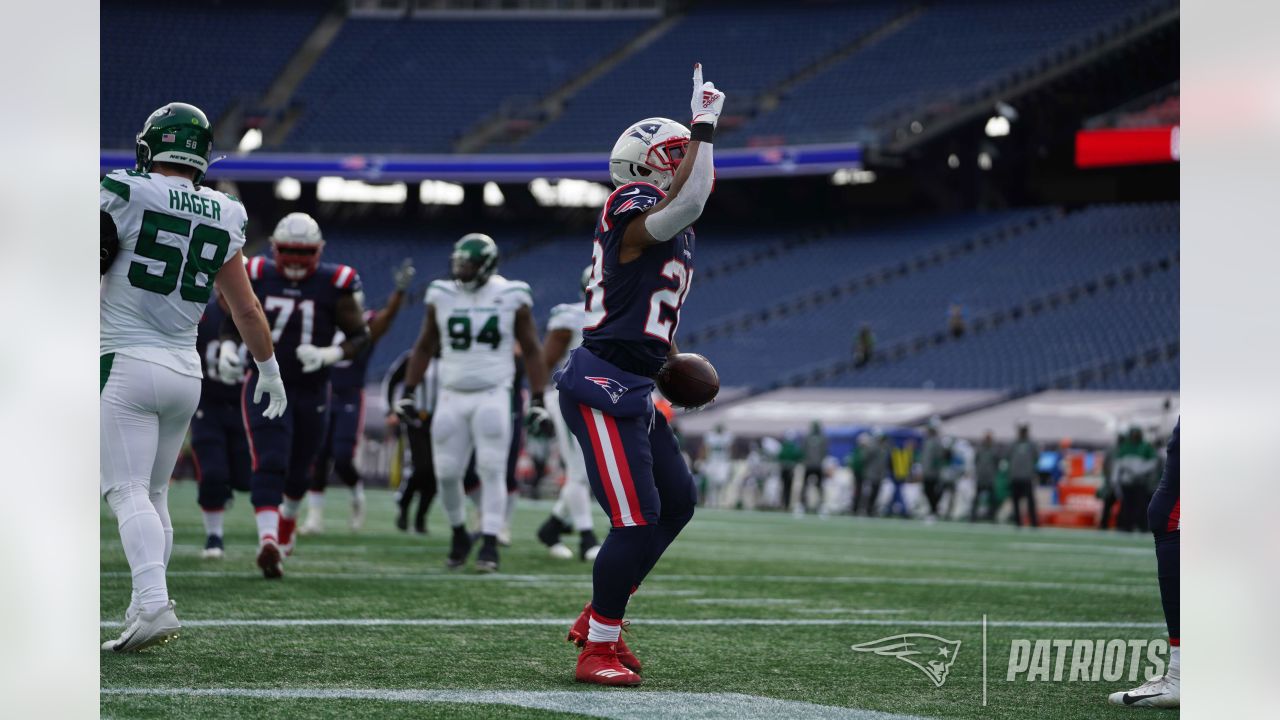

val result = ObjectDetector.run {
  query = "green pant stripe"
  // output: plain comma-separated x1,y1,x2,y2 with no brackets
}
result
100,353,116,393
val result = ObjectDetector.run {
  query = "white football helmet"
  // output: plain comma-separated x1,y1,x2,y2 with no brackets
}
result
608,117,691,191
271,212,325,281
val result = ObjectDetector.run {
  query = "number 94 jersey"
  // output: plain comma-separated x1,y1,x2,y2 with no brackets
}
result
427,275,532,392
581,181,694,379
100,169,248,379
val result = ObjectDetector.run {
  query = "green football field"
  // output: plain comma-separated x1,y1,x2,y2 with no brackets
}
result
101,483,1174,719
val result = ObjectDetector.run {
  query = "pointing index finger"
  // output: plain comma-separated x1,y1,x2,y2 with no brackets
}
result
693,62,703,89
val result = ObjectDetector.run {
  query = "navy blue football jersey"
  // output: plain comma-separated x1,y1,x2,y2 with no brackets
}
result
246,256,363,388
581,182,695,378
196,297,242,405
329,309,377,392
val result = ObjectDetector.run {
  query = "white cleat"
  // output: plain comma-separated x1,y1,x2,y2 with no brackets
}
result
299,513,324,536
350,494,366,532
102,600,181,652
1108,674,1179,708
497,527,512,547
201,547,224,560
583,544,601,562
548,543,574,560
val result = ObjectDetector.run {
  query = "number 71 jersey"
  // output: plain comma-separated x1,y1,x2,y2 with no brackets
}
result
100,169,248,379
427,275,532,392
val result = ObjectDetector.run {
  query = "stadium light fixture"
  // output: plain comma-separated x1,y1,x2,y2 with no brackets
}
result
984,116,1011,138
829,168,877,185
419,180,465,205
977,152,993,171
947,154,961,169
483,182,505,207
317,176,408,203
528,178,612,207
274,177,302,201
238,128,263,153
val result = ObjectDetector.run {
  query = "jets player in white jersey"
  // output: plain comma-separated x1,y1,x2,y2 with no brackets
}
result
701,423,735,508
534,266,603,561
100,102,287,652
396,234,549,572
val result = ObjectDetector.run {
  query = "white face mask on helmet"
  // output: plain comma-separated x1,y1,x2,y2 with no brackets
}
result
271,212,325,281
608,117,691,191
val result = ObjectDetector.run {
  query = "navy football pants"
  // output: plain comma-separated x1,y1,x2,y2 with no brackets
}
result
559,395,696,620
311,387,364,491
1147,421,1180,644
190,395,251,511
243,371,330,509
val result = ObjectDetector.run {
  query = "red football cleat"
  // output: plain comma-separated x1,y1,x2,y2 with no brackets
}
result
575,641,642,686
567,603,642,673
278,516,297,556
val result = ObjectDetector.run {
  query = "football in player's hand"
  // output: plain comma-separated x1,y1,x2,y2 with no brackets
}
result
657,353,719,409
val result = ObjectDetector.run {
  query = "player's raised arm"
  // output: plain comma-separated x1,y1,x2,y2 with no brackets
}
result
367,258,416,343
622,63,725,252
215,250,287,418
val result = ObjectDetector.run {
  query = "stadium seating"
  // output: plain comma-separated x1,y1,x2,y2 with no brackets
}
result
736,0,1163,146
683,203,1177,390
514,2,904,152
281,18,652,153
100,1,323,148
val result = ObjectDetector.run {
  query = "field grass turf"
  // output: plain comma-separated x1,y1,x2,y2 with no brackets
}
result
101,483,1174,719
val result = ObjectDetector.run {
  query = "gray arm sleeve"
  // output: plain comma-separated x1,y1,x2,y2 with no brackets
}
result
642,144,714,242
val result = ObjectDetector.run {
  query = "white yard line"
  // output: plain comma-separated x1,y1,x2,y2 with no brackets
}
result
99,617,1164,629
99,569,1150,593
100,687,931,720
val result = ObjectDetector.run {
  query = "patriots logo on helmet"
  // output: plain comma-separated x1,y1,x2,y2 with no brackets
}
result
850,634,962,688
627,122,663,142
613,195,657,216
585,376,630,404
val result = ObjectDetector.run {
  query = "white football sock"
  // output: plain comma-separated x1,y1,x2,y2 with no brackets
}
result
504,491,518,528
255,507,279,544
439,476,467,529
352,481,365,501
1167,645,1180,680
566,481,594,531
107,484,169,613
281,496,302,519
479,469,508,536
150,486,173,566
587,615,622,643
202,509,225,538
307,491,325,511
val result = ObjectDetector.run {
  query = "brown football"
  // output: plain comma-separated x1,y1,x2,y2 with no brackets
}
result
656,353,720,408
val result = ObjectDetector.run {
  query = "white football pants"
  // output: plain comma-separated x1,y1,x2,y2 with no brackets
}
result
431,386,512,536
101,354,200,612
547,389,593,531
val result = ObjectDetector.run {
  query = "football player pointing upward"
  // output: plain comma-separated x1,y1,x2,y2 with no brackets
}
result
100,103,286,652
556,64,724,686
397,234,548,572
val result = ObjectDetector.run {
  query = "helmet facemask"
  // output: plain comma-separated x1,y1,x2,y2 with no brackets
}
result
273,242,323,281
450,233,499,291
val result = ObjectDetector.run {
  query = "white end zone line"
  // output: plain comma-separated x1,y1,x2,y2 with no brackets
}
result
100,687,934,720
99,616,1164,630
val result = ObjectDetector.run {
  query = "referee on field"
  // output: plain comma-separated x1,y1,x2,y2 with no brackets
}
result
384,349,439,533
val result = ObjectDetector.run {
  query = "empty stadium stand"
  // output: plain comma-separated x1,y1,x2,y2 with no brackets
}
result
100,1,324,148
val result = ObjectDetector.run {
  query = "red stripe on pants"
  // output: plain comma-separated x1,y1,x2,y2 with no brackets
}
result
601,412,646,526
579,403,623,526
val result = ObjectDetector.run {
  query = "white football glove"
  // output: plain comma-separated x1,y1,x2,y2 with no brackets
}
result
296,343,344,373
690,63,726,128
392,257,416,291
254,355,287,420
216,340,244,385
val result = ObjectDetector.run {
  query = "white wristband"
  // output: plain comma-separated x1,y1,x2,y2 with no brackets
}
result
256,354,281,378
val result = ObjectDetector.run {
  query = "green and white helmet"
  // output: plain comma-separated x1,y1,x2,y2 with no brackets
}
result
135,103,214,184
451,233,499,291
